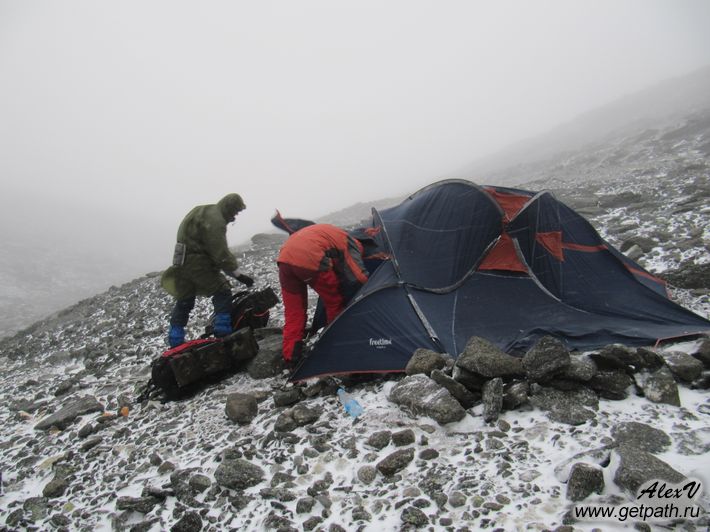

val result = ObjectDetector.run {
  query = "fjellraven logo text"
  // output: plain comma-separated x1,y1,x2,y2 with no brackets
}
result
369,338,392,349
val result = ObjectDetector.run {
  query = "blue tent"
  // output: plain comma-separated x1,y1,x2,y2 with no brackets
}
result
291,179,710,381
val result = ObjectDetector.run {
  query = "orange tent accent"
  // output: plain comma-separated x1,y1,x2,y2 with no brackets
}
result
484,187,530,221
536,231,565,261
478,233,528,272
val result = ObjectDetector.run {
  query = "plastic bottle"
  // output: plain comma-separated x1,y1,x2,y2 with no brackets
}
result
337,387,364,418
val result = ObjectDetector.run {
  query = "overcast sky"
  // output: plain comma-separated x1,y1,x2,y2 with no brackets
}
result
2,0,710,277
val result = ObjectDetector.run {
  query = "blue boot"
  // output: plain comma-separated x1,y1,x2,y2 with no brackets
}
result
168,325,185,347
213,313,232,337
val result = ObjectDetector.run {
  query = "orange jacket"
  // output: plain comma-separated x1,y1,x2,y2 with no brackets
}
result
277,224,369,285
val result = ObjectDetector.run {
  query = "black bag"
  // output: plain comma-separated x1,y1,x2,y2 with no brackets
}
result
204,286,280,337
143,328,259,401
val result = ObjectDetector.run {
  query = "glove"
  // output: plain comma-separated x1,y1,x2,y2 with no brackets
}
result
230,269,254,287
236,274,254,287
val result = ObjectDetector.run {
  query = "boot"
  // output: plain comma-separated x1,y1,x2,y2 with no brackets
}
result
213,313,233,337
168,325,185,348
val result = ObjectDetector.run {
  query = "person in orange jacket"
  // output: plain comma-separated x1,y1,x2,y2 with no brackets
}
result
277,223,369,366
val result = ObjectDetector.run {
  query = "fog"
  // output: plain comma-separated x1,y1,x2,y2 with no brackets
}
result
2,0,710,282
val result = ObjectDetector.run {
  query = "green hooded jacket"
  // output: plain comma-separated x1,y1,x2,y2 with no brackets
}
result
161,194,245,299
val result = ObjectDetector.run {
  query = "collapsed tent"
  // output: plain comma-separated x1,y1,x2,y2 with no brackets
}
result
291,179,710,381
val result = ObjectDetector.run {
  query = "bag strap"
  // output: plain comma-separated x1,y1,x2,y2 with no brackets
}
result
136,378,161,403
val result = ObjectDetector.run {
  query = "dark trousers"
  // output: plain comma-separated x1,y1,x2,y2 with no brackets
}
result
170,289,232,327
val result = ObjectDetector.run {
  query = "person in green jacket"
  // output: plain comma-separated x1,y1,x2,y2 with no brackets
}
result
161,193,255,347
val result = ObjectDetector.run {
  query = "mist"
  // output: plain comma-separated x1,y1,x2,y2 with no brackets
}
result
2,0,710,333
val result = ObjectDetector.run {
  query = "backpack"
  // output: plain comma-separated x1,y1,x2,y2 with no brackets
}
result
204,286,280,337
138,287,280,402
140,328,259,401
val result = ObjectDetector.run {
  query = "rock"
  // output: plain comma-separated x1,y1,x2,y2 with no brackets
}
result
560,354,597,382
251,232,286,246
430,369,478,408
613,445,685,494
263,512,295,530
116,495,162,514
456,336,523,378
389,374,466,425
675,427,710,455
273,388,303,407
401,506,429,527
225,393,258,424
482,378,503,423
452,365,488,392
520,470,542,482
78,423,99,439
635,348,666,371
273,411,298,432
170,511,202,532
419,448,439,460
502,381,529,410
189,474,212,493
392,429,416,447
661,262,710,289
448,491,466,507
357,465,377,485
214,459,264,490
523,336,571,382
352,506,372,522
611,422,671,454
637,367,681,406
303,516,324,531
34,395,104,430
169,468,203,504
620,236,657,254
274,404,321,432
42,464,74,498
296,497,316,514
306,473,333,497
50,514,72,528
663,351,704,382
588,370,634,400
692,338,710,367
54,377,76,397
530,385,597,425
10,397,46,414
566,463,605,501
377,448,415,477
292,404,322,425
591,344,645,372
316,495,332,512
366,430,392,450
23,496,49,522
554,447,612,483
158,461,177,474
405,348,450,376
302,378,337,397
625,244,643,261
6,509,24,528
544,403,595,426
247,330,284,379
260,487,297,502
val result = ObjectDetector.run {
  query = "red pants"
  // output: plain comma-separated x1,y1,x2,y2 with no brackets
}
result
278,262,346,361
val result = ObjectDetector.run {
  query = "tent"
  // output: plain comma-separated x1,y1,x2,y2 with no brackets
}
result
291,179,710,381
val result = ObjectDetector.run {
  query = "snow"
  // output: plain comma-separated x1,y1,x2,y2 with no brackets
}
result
1,125,710,530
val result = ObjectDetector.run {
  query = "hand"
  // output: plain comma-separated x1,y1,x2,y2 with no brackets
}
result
236,274,254,287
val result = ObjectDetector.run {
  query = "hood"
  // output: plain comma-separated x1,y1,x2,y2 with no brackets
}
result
218,193,246,222
271,210,316,234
